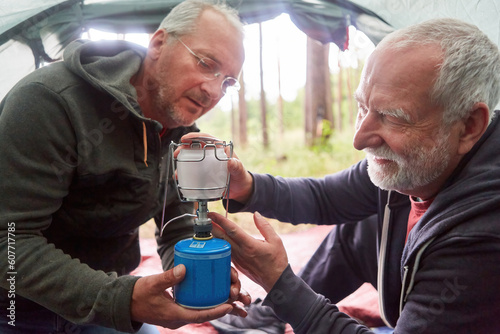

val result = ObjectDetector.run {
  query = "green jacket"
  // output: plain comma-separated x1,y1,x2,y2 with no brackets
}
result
0,39,197,332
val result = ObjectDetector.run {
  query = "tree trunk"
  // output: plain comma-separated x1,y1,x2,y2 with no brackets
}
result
337,57,343,132
238,70,247,147
230,97,236,144
277,47,284,141
305,37,332,146
259,23,269,148
346,66,353,127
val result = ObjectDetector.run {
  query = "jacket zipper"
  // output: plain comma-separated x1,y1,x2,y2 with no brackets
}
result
398,237,435,314
142,122,148,167
377,190,392,327
399,266,409,314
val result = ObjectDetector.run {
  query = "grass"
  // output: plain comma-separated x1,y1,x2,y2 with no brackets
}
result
140,127,365,238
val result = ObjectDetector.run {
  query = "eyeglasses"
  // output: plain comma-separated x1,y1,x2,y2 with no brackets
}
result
175,37,241,97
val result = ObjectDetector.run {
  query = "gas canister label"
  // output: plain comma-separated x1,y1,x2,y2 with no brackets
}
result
189,241,206,248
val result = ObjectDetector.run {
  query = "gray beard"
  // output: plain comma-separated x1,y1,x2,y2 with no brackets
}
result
366,130,451,192
153,84,194,128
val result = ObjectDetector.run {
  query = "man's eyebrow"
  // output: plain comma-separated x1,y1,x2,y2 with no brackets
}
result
379,107,413,123
353,91,363,103
194,46,222,66
353,93,411,123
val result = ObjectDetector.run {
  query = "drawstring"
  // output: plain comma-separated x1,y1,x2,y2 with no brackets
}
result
142,122,148,167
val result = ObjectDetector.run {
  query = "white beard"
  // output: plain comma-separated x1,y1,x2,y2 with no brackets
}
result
365,129,451,192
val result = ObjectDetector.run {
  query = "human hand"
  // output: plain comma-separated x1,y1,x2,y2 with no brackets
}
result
130,264,250,328
209,212,289,292
179,132,254,204
228,267,252,316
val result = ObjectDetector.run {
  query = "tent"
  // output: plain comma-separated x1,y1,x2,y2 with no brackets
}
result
1,0,499,100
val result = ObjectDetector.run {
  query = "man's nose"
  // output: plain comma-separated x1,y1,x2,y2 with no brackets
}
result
353,111,384,150
200,78,223,101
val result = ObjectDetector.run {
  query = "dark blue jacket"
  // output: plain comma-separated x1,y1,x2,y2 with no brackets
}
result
231,111,500,333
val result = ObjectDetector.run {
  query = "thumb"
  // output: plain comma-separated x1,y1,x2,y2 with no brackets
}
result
173,264,186,280
155,264,186,290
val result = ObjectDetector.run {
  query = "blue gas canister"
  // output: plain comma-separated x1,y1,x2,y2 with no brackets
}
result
174,237,231,308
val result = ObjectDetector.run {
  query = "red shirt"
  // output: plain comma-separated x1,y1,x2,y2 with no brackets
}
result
406,196,434,242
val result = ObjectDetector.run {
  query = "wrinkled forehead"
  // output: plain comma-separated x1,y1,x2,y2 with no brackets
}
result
188,9,245,74
356,45,443,116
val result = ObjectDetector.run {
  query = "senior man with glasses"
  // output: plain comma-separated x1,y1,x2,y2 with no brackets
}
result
0,1,248,334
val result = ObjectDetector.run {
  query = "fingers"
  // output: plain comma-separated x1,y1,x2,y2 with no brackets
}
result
175,133,219,158
181,304,233,324
227,147,239,159
237,288,252,306
229,268,241,302
180,132,219,142
211,220,226,239
229,302,248,317
230,266,240,283
227,157,244,175
211,211,277,245
226,268,251,317
166,303,233,328
228,268,251,304
226,158,253,202
208,212,254,245
208,212,238,236
253,212,281,243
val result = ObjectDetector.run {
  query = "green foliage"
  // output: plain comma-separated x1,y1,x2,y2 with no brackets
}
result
246,131,364,178
195,66,365,178
196,109,364,179
311,119,334,153
193,89,365,235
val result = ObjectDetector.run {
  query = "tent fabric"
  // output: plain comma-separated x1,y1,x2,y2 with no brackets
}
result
0,0,391,100
0,0,69,38
231,0,392,45
351,0,500,47
2,0,500,100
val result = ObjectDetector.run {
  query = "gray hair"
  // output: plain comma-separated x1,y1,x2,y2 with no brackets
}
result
380,18,500,124
158,0,244,41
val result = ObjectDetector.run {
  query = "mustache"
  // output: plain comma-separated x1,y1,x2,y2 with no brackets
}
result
364,146,399,161
188,92,213,108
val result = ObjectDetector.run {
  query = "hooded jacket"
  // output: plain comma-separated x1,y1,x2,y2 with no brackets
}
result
0,39,197,332
231,111,500,333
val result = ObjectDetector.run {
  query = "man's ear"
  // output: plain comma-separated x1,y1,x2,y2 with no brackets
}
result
147,29,168,60
457,102,490,155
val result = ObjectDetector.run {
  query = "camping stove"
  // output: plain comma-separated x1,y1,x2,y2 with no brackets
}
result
160,137,232,309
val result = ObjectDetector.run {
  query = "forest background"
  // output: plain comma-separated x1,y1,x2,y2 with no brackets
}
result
109,14,376,237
